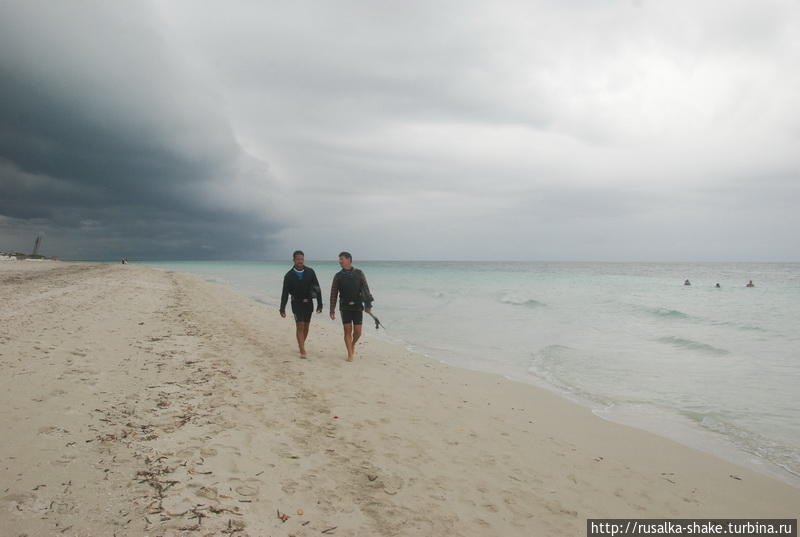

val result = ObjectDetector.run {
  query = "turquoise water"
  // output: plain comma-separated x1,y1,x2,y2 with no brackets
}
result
141,260,800,484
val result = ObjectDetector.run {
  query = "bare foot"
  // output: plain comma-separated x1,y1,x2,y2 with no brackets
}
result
346,356,354,362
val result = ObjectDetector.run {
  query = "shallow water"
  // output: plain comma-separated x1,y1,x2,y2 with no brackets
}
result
140,260,800,484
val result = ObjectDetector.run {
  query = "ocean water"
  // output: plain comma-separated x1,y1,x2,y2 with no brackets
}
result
141,260,800,485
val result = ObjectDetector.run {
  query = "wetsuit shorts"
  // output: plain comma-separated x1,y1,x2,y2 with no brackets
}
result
291,301,313,323
340,310,363,325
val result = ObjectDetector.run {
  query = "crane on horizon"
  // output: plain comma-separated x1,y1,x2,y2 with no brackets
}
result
32,234,42,257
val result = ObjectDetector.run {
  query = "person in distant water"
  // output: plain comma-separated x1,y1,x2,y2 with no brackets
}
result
715,283,721,288
280,250,323,358
684,279,691,286
746,280,755,287
330,251,374,362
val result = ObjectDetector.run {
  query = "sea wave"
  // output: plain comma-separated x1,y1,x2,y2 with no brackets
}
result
500,294,545,308
738,324,768,333
681,410,800,478
646,307,691,319
656,336,730,356
527,345,614,408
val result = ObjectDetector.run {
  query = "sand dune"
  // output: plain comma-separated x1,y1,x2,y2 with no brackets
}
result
1,262,797,536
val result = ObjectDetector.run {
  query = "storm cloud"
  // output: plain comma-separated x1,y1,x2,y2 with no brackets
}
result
2,1,799,261
1,1,277,259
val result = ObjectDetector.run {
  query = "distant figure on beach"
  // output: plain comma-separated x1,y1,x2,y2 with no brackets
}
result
280,250,323,358
121,257,128,264
684,279,691,286
330,251,374,362
715,283,721,288
746,280,755,287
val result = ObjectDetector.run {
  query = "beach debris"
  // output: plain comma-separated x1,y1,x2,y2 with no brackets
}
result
729,474,742,481
321,526,338,534
209,505,240,515
367,474,378,481
277,509,290,522
190,506,206,525
188,467,213,475
296,508,304,515
255,470,264,476
221,518,247,535
196,487,218,500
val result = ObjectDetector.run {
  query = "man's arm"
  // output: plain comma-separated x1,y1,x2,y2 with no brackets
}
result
279,273,290,313
311,269,323,311
329,273,339,315
359,270,374,311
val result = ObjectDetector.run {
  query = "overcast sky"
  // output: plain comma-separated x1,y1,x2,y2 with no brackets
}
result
1,1,798,261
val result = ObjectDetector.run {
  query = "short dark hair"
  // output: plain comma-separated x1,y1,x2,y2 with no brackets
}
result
292,250,304,259
338,251,352,260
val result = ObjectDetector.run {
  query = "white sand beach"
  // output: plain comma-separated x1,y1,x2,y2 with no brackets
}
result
1,262,798,536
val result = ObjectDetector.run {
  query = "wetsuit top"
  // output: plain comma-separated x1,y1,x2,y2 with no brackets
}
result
330,268,373,313
280,266,323,313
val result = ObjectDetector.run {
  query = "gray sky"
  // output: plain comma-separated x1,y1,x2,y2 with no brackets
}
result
1,1,798,261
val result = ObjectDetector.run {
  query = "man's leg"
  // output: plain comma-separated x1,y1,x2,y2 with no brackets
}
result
302,321,312,356
351,324,363,357
342,322,354,361
296,322,308,356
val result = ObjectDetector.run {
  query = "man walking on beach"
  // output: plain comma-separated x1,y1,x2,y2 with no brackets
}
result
280,250,323,358
330,251,373,362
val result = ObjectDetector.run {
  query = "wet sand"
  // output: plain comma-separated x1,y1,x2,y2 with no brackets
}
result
1,261,798,536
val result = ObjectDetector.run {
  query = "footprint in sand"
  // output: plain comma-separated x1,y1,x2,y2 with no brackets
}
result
51,455,77,467
38,425,69,437
235,485,259,497
188,483,220,501
0,492,36,512
50,500,77,514
175,448,196,459
380,474,405,495
281,479,298,494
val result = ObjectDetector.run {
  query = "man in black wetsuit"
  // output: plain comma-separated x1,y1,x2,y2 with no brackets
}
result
329,251,373,362
280,250,323,358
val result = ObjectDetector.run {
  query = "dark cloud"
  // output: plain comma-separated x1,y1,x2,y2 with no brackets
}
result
0,1,278,260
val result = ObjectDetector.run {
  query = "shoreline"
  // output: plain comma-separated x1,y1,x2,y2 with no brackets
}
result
136,259,800,489
157,260,800,490
2,261,799,536
380,335,800,490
